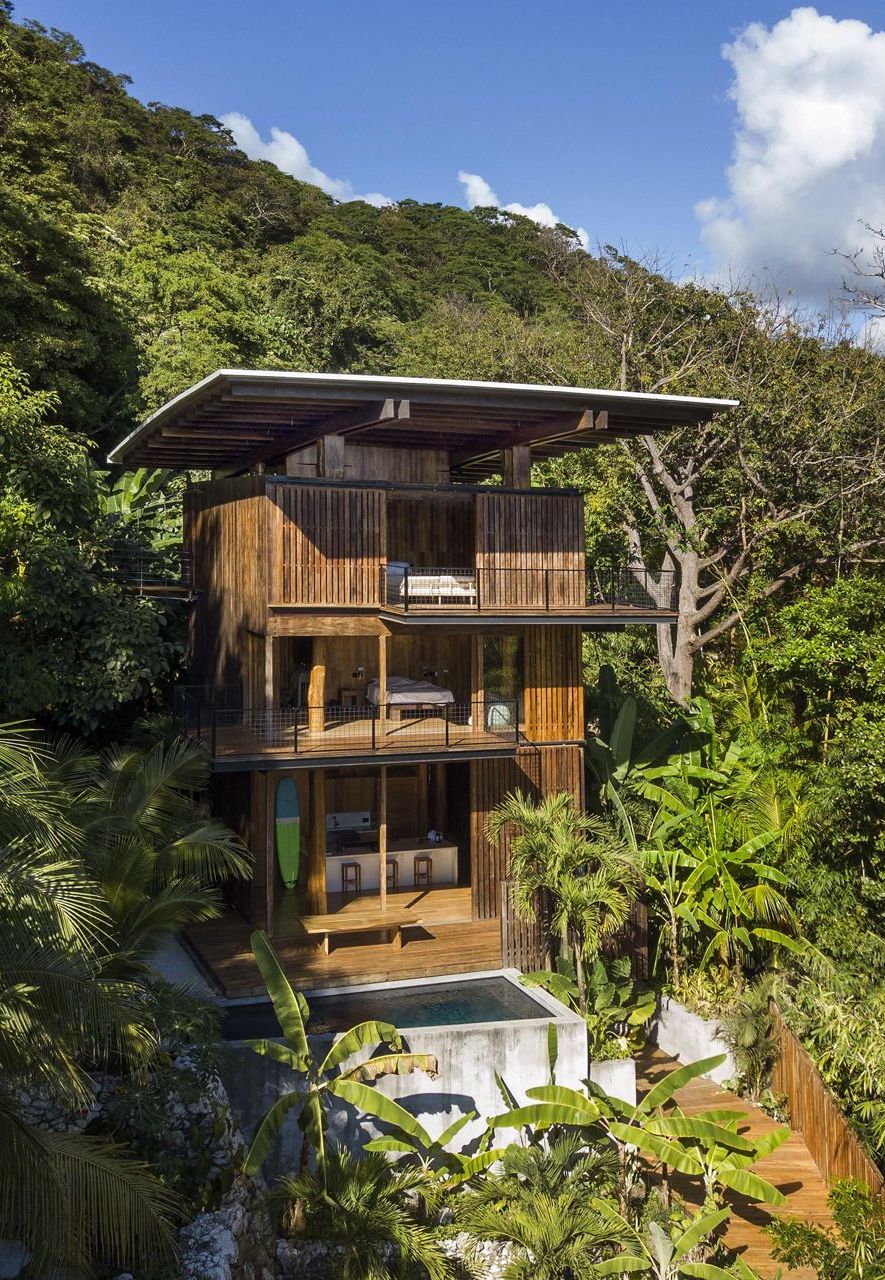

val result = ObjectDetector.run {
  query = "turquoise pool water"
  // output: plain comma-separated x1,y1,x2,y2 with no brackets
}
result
222,976,550,1039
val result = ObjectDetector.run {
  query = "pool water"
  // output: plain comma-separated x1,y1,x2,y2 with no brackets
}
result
222,976,550,1040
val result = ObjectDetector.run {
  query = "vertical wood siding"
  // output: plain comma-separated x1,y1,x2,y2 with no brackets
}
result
524,626,584,741
267,483,386,606
771,1007,885,1202
475,492,584,608
470,745,584,919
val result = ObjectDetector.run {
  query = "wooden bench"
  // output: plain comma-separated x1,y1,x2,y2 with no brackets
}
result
299,911,424,955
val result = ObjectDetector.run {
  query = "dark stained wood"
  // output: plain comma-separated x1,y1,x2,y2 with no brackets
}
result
475,491,584,610
267,481,386,607
307,769,327,913
502,445,532,489
524,625,583,741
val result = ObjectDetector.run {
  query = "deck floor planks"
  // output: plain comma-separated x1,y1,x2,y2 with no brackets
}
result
638,1049,833,1279
208,714,515,761
187,888,499,997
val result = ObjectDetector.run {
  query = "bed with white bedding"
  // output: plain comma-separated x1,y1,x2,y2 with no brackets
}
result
366,675,455,707
386,562,477,606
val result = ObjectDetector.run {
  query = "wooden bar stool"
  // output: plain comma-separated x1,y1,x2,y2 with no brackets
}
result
386,860,399,893
341,862,361,895
413,854,433,888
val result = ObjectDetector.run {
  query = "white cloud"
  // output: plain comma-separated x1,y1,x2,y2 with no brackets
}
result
221,112,391,207
457,169,589,250
697,7,885,305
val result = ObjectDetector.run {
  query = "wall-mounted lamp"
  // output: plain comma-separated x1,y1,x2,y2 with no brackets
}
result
352,666,365,682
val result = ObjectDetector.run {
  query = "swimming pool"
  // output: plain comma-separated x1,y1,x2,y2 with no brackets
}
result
222,974,552,1040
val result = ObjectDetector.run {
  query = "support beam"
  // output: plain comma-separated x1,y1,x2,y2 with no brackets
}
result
307,769,327,913
451,409,598,471
433,763,447,835
470,635,484,726
502,444,532,489
235,398,410,472
308,638,326,736
378,766,388,912
318,433,345,480
378,633,388,738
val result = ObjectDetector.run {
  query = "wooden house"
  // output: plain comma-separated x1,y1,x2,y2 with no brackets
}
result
109,370,733,995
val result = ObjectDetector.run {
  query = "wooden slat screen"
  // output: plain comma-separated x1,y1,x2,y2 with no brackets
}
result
267,483,385,606
476,492,584,609
500,880,548,971
470,745,584,920
524,626,584,741
602,899,649,980
771,1006,885,1202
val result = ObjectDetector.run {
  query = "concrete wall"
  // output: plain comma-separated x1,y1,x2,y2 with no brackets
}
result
649,996,735,1085
219,971,587,1177
588,1058,636,1107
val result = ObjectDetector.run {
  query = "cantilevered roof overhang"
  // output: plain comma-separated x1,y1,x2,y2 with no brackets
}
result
108,369,737,477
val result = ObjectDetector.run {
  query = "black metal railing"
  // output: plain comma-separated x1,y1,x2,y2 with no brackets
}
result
182,698,518,761
380,562,677,613
106,545,192,594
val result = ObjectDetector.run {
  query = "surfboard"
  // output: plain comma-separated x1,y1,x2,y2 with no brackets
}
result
274,777,301,890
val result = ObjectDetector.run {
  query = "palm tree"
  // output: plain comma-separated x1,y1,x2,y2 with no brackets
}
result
63,736,251,972
0,727,178,1276
264,1146,455,1280
487,790,640,1008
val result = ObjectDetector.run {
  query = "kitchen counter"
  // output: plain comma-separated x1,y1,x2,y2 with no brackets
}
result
325,838,457,892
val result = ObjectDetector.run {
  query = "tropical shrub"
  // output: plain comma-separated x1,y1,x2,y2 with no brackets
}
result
522,956,655,1059
766,1178,885,1279
716,976,779,1102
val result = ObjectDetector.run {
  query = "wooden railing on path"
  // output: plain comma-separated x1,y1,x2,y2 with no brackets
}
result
771,1004,885,1203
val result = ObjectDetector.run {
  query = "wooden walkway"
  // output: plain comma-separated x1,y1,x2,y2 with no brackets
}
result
638,1049,832,1279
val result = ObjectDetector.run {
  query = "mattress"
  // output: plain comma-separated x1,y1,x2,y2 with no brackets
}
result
386,563,477,601
366,675,455,706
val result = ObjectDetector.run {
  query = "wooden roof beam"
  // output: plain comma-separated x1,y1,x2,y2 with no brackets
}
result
450,409,602,468
232,399,411,471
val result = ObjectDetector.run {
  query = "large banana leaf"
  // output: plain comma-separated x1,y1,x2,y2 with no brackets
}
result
682,1265,746,1279
242,1088,305,1174
442,1148,505,1187
331,1078,431,1140
672,1206,730,1256
318,1020,404,1074
342,1051,439,1082
638,1055,726,1113
653,1115,754,1152
716,1165,785,1205
606,1122,700,1174
435,1110,476,1148
610,697,637,781
487,1102,591,1131
526,1083,603,1120
594,1258,648,1275
249,929,309,1062
243,1037,308,1070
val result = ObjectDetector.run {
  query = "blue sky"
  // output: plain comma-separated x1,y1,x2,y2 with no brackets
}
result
18,2,885,302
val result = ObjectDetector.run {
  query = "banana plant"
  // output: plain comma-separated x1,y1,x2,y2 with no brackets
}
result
363,1106,505,1188
593,1202,760,1279
242,931,439,1181
522,956,656,1056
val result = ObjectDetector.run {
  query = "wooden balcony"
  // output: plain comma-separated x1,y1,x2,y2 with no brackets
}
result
183,700,519,769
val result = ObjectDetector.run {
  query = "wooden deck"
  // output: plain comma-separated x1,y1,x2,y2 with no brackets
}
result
638,1049,832,1279
199,713,516,763
187,887,501,996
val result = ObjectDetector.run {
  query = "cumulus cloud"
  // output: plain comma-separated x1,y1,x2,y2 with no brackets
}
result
457,169,589,250
697,7,885,305
221,112,391,207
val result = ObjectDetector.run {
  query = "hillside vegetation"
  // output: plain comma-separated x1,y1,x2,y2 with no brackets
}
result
3,6,885,1242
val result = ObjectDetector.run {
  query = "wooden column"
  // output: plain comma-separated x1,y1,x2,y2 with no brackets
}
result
503,445,532,489
378,633,388,737
308,638,327,736
433,763,448,834
416,765,429,837
264,636,275,711
307,768,327,913
264,773,275,936
470,634,484,726
378,766,388,911
319,434,345,480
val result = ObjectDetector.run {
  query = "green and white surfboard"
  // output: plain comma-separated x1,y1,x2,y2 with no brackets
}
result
274,777,301,889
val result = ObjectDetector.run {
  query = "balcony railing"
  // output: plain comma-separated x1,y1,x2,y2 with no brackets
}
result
106,546,192,596
380,564,676,613
181,697,519,762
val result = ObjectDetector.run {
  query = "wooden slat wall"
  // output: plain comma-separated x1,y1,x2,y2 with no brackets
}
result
185,477,267,687
771,1007,885,1202
524,625,584,741
387,494,474,567
470,745,584,919
602,899,650,980
475,492,584,609
500,879,548,971
267,483,386,606
284,443,450,484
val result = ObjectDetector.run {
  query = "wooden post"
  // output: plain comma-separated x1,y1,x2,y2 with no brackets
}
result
416,764,429,837
319,434,346,480
264,772,275,937
308,638,327,737
503,445,531,489
470,635,484,729
378,633,388,739
378,766,388,911
433,763,448,834
307,768,327,913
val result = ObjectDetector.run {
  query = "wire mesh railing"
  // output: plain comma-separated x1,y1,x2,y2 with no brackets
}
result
380,563,676,612
182,698,519,760
106,545,192,593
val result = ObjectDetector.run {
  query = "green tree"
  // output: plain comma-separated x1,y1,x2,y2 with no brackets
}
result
767,1178,885,1280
